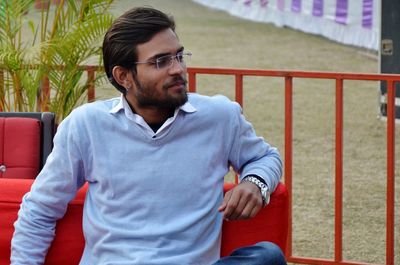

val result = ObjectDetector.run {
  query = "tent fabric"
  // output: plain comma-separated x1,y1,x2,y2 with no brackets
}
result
192,0,379,51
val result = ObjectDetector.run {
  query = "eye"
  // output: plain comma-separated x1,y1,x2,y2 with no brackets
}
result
176,52,184,62
156,55,172,68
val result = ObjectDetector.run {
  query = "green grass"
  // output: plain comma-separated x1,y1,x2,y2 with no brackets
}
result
100,0,399,264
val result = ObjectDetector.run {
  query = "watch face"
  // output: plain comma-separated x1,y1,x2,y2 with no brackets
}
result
261,188,270,205
261,189,268,198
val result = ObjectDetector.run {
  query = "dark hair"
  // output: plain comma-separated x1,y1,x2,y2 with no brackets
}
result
102,7,176,93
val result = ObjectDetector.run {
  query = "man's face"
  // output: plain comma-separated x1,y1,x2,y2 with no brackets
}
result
128,28,188,109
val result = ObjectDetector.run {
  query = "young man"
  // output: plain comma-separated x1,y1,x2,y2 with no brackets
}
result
11,7,286,265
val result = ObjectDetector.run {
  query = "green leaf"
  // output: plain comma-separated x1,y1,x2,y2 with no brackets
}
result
0,0,115,117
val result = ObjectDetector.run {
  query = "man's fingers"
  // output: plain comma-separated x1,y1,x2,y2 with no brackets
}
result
241,200,261,220
221,191,240,219
249,204,261,219
218,190,232,212
224,194,247,220
228,191,261,220
234,201,254,220
220,182,264,220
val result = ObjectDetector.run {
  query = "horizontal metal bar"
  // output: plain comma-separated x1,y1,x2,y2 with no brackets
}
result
287,256,381,265
187,67,400,81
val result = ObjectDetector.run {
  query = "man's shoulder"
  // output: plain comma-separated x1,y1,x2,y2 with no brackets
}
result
187,93,242,126
188,93,240,111
60,97,120,128
70,97,120,118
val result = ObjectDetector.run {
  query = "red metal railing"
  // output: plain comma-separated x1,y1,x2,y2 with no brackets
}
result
187,67,398,265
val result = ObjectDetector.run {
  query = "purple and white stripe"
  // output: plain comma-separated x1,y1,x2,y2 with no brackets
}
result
362,0,373,29
291,0,301,13
277,0,285,11
335,0,348,24
312,0,324,17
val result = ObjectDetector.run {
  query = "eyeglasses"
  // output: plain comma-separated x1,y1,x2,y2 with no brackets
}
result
135,51,192,70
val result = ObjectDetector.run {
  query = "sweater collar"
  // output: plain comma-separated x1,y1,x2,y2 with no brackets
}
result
109,95,197,115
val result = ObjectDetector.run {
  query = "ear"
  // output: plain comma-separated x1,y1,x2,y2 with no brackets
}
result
112,66,132,89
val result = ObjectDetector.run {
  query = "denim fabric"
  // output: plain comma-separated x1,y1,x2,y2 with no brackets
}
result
214,242,287,265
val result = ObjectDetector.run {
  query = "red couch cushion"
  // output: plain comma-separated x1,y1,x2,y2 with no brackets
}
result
0,179,38,264
0,117,41,179
0,179,87,265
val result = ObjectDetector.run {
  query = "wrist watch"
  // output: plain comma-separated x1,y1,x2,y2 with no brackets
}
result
242,175,270,206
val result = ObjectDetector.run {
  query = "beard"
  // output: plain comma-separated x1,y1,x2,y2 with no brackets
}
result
133,75,188,109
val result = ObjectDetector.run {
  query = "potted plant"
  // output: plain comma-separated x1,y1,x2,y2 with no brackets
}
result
0,0,114,123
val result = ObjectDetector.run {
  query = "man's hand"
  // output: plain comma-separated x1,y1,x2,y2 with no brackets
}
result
218,182,263,220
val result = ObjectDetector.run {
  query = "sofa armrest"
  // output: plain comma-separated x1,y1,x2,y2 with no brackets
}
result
220,182,288,257
0,179,36,263
0,179,87,265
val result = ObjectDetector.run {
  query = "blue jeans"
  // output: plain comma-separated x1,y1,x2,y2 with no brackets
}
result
213,242,287,265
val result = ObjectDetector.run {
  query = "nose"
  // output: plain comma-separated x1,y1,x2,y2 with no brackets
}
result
168,57,185,75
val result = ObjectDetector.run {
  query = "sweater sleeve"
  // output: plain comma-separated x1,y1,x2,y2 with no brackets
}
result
227,101,282,192
10,113,86,265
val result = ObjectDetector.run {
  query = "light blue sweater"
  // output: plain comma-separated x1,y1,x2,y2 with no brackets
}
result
11,93,282,265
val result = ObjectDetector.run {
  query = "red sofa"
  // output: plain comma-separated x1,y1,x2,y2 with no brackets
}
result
0,179,288,264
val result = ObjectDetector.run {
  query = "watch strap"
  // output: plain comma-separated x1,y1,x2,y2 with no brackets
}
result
241,175,270,206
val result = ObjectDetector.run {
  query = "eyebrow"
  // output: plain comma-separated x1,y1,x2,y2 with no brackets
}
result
147,46,185,61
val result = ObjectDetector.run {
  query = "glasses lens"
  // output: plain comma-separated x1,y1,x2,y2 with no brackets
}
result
155,52,192,69
156,55,173,69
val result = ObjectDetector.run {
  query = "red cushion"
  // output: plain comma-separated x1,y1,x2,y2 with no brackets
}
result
0,179,37,264
0,117,41,179
0,179,87,265
220,182,288,256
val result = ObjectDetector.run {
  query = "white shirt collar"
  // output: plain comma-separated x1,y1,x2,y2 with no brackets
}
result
109,95,196,136
109,95,196,114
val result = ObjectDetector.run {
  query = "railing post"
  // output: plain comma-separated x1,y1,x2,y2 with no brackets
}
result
38,75,50,111
233,74,244,184
87,67,96,102
0,69,4,111
386,80,395,265
188,71,197,92
284,76,293,258
235,74,243,107
335,78,343,262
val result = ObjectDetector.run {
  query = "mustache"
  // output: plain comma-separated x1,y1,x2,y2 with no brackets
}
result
163,76,187,89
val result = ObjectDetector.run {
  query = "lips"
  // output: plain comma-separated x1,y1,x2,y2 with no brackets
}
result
164,78,187,91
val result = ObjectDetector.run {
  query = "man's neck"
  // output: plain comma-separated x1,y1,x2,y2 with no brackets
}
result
125,96,175,125
136,107,175,125
148,121,164,133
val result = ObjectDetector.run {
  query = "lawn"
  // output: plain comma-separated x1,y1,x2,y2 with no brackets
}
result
98,0,399,264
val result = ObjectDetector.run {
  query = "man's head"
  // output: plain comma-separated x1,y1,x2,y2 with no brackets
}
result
103,7,189,110
103,7,176,94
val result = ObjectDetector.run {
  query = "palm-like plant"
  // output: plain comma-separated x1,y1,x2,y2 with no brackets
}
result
0,0,114,122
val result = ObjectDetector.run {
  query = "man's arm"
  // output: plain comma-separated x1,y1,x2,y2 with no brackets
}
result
220,102,282,220
11,115,86,265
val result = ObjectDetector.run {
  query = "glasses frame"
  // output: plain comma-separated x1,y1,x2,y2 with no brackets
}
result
134,51,192,70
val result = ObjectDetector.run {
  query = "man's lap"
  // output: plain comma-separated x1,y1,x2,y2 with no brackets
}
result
214,242,287,265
